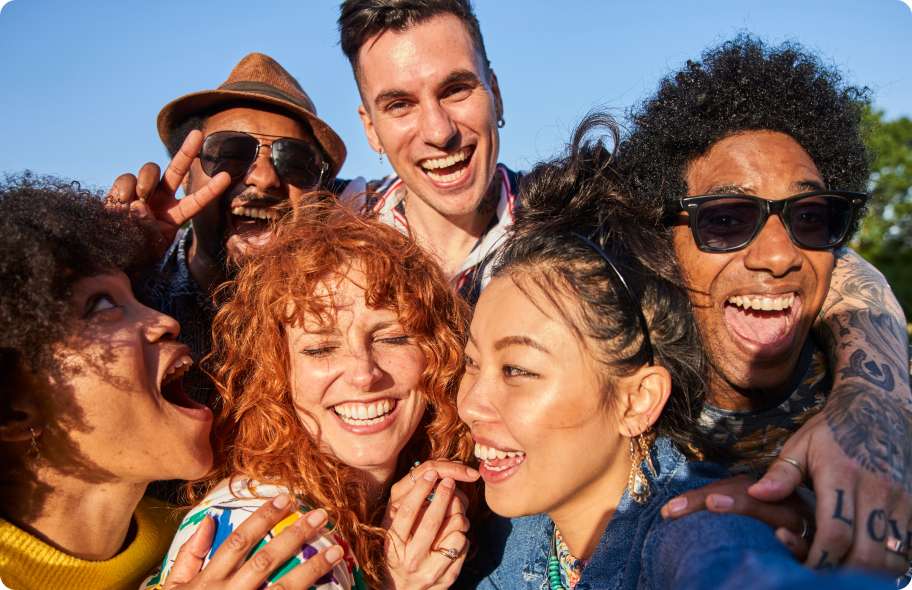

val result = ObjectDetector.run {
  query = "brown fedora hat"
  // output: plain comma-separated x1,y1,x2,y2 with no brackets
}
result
157,52,346,177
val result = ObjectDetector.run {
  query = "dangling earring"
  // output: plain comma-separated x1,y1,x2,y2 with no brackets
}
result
28,427,41,459
378,148,385,163
496,117,505,129
627,429,656,504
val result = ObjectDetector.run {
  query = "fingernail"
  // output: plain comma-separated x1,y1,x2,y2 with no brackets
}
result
306,508,327,527
665,497,687,514
325,545,344,564
424,469,438,481
710,494,734,510
272,494,291,509
441,477,455,489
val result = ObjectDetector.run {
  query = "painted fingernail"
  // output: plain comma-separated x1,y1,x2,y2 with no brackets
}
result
272,494,291,509
424,469,438,481
306,508,327,527
441,477,455,489
665,497,687,514
325,545,344,564
709,494,734,510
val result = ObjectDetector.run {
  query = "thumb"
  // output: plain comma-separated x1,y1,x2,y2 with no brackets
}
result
749,452,806,502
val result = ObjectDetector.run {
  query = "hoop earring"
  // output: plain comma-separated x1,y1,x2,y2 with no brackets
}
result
627,429,656,504
496,117,505,129
29,427,40,459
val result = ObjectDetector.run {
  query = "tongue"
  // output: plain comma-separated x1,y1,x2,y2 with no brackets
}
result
723,305,792,345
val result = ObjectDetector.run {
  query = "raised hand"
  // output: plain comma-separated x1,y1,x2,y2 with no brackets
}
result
160,494,343,589
106,130,231,257
382,460,479,589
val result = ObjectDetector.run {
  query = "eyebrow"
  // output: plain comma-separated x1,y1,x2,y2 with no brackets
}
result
493,335,551,355
793,179,826,192
372,69,481,108
703,183,751,195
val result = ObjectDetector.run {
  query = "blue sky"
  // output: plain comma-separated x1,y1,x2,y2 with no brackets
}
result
1,0,910,190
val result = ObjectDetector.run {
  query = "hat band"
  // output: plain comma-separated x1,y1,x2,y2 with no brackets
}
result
220,81,316,114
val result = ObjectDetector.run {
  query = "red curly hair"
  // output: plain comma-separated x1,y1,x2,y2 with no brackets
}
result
198,200,473,587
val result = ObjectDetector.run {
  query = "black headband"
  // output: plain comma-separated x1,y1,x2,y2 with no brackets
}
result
570,232,655,367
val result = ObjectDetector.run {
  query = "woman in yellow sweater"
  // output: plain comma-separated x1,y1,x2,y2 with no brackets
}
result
0,176,340,590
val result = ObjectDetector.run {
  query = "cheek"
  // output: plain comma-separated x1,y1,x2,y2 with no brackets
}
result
807,252,835,305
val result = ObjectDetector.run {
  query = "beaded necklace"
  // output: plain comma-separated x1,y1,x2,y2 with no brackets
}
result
547,526,584,590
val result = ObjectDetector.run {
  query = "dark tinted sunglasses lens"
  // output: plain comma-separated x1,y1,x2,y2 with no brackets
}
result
788,196,853,248
271,139,325,187
695,198,763,251
199,132,258,179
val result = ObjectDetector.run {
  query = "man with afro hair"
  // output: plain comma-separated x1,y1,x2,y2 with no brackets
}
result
620,36,911,575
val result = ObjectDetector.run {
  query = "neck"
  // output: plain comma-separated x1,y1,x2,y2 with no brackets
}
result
403,172,500,278
1,468,146,560
707,366,799,412
548,452,631,560
187,236,227,294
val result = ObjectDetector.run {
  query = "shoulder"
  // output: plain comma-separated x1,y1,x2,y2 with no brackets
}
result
464,513,551,590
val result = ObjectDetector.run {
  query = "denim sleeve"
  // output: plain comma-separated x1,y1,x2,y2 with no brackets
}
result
644,511,894,590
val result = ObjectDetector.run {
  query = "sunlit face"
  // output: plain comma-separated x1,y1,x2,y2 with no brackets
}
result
356,13,502,219
457,275,631,518
42,272,213,483
286,271,428,486
673,131,835,406
189,107,321,264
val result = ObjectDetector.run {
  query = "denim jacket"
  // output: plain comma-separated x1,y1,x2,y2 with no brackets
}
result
468,437,892,590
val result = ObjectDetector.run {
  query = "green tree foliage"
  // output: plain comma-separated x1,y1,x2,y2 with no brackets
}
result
854,107,912,322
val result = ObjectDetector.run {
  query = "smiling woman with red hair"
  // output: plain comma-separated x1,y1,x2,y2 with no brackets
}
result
154,200,478,590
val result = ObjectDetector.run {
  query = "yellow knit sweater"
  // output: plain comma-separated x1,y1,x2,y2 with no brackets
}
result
0,496,181,590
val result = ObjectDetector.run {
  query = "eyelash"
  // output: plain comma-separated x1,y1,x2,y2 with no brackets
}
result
300,335,409,357
84,293,119,317
503,365,537,379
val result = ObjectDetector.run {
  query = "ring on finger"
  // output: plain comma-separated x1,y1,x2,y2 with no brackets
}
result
435,547,460,561
799,517,813,541
885,535,908,556
409,460,420,483
777,456,805,479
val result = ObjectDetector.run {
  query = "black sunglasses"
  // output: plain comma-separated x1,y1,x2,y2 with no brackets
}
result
670,191,867,253
199,131,329,188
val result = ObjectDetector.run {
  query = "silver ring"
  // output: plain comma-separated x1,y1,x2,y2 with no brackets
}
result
885,536,908,556
409,460,420,483
436,547,459,561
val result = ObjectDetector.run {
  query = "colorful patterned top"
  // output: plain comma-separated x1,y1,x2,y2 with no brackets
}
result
553,526,586,590
145,478,366,590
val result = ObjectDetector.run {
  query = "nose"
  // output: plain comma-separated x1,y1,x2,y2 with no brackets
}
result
457,370,498,426
244,144,282,191
743,215,804,277
419,101,458,149
343,350,385,391
141,305,181,343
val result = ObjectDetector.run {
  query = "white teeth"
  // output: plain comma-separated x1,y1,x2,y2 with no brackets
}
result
333,399,395,425
231,206,278,221
727,293,795,311
473,442,525,461
163,356,193,384
420,148,470,171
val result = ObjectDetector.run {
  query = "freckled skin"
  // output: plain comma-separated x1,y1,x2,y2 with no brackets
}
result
286,271,427,487
673,131,835,409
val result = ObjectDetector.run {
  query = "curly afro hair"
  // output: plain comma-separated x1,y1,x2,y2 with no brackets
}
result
0,173,149,378
619,35,871,226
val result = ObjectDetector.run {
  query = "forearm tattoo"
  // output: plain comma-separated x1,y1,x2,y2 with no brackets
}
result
818,249,912,493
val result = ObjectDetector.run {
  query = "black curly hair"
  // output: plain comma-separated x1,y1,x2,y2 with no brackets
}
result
495,112,707,452
0,173,149,380
619,35,870,233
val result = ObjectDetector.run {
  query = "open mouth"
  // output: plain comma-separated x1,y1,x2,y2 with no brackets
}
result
229,205,279,240
419,147,474,184
722,292,802,353
332,399,399,427
474,441,526,481
160,355,204,411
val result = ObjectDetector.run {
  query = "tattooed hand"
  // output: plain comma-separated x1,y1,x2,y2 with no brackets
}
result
749,249,912,574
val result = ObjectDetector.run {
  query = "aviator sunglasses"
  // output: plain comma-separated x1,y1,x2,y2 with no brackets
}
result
670,191,868,253
199,130,329,188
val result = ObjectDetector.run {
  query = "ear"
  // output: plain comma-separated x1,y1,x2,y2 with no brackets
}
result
489,69,504,122
615,365,672,438
0,368,44,444
358,103,384,154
